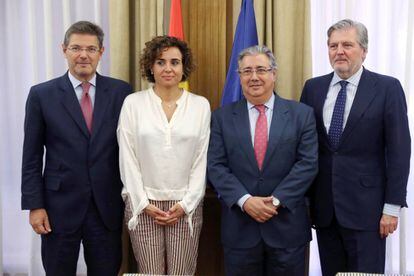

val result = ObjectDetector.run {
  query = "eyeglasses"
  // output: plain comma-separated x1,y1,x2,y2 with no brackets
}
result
238,67,274,77
67,46,100,54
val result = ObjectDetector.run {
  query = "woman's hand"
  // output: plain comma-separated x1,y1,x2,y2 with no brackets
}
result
144,204,172,225
144,203,185,226
164,203,186,226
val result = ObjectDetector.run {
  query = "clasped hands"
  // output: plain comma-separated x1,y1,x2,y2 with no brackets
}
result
144,203,185,226
243,196,279,223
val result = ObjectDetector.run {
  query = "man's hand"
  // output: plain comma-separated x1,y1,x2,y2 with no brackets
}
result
29,208,52,234
243,196,278,223
379,214,398,239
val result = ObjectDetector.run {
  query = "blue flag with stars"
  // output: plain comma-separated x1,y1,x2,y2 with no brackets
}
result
221,0,258,106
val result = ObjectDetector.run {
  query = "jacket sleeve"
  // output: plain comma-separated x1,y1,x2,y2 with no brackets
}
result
383,78,410,207
207,110,250,208
21,87,46,210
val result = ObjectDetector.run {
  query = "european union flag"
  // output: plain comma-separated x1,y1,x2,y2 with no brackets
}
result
221,0,258,106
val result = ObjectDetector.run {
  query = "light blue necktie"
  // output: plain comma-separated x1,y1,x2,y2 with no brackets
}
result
328,80,348,150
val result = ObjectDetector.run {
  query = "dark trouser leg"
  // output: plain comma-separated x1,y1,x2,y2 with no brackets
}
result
339,225,385,273
316,220,347,276
317,218,386,276
41,229,81,276
82,200,122,276
264,243,306,276
223,241,264,276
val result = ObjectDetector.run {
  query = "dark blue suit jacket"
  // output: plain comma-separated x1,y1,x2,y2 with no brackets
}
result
300,68,411,231
207,94,318,249
21,72,132,233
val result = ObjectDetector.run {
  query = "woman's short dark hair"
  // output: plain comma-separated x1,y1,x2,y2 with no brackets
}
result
140,36,194,83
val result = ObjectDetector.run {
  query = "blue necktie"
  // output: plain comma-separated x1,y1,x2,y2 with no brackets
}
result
328,80,348,149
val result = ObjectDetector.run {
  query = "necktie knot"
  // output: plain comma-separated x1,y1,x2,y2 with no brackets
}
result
81,82,91,94
254,104,266,114
339,80,348,90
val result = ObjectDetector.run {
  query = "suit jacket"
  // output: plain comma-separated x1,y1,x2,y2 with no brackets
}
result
207,94,318,249
21,72,132,233
300,68,411,231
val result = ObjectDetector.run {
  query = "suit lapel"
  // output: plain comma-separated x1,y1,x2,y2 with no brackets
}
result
314,73,333,149
232,99,258,170
59,73,90,138
261,94,288,171
90,74,110,143
340,69,377,146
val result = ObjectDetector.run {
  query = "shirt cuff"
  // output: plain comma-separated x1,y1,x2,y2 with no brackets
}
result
178,201,189,215
383,203,400,217
237,194,252,211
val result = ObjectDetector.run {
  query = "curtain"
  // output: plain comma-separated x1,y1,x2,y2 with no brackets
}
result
253,0,312,100
109,0,164,91
0,0,110,275
309,0,414,274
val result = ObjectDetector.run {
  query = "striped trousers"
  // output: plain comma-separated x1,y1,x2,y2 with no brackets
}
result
125,198,203,275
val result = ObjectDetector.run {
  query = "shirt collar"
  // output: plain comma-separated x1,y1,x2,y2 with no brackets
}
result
331,66,364,87
68,71,97,89
247,92,275,111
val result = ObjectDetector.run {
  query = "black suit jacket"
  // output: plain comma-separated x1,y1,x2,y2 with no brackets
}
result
300,68,411,230
21,72,132,233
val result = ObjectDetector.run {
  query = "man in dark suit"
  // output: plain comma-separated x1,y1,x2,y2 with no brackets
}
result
208,45,318,276
21,21,132,275
300,19,411,275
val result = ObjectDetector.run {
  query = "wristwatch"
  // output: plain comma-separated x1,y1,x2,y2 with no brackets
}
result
272,196,280,207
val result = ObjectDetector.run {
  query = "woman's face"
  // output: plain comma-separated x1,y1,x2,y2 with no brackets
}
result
152,47,184,89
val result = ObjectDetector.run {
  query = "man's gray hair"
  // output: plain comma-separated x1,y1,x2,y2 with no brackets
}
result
237,45,278,69
327,19,368,51
63,21,104,48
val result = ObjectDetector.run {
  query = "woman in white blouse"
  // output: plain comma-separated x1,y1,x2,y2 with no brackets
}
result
117,35,210,275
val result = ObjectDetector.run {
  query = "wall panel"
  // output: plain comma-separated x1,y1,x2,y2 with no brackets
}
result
182,0,228,110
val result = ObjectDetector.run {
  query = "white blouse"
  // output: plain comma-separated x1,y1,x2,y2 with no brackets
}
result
117,88,211,232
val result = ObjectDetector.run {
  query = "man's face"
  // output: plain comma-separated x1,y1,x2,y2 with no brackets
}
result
239,54,276,105
62,33,103,81
328,27,367,79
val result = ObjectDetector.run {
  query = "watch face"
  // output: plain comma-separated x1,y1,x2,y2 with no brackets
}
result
273,197,280,207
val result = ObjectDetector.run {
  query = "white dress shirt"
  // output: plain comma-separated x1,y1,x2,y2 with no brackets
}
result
117,88,211,231
323,66,400,217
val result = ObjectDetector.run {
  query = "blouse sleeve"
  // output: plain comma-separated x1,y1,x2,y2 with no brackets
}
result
117,96,149,230
179,98,211,214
